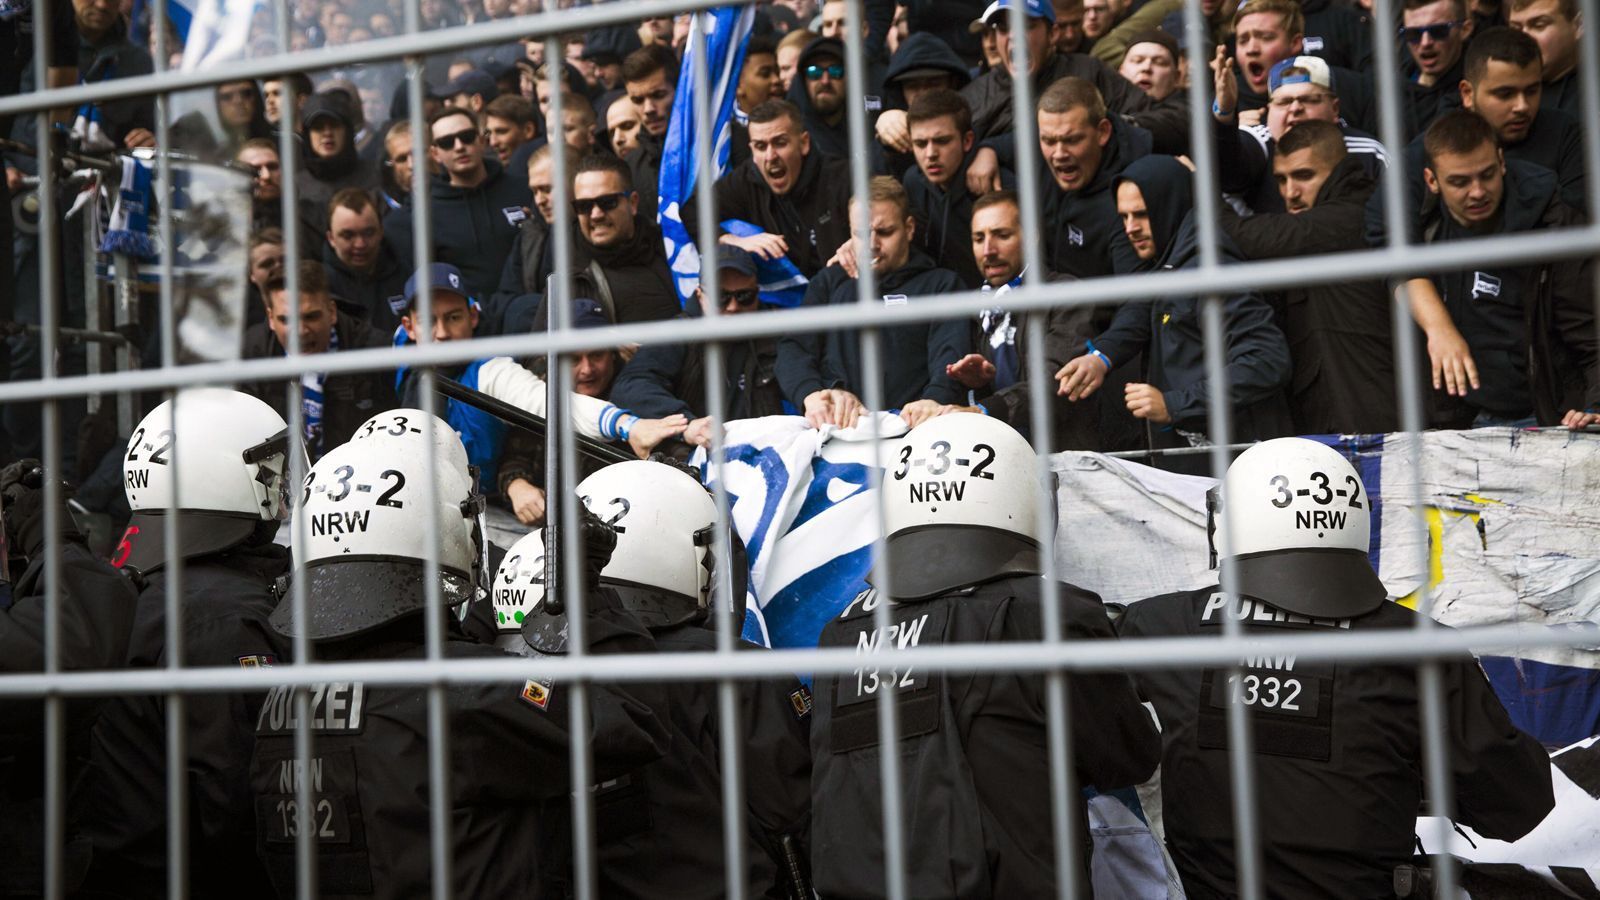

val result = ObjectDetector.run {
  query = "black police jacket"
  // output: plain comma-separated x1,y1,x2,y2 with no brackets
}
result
595,623,812,899
809,576,1161,899
775,250,969,410
248,594,670,899
1117,587,1555,900
73,541,291,900
0,543,137,896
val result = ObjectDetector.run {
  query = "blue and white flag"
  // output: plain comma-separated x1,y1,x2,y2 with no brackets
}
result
658,5,757,308
721,218,809,308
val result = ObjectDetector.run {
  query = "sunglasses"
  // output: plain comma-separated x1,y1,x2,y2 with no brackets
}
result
804,63,845,81
572,192,628,216
723,287,760,308
432,128,479,150
1398,20,1461,44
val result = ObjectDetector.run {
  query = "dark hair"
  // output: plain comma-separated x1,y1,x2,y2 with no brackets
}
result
236,137,278,157
328,187,379,222
1423,109,1499,169
622,44,679,86
971,189,1021,219
747,98,805,129
906,89,973,135
1463,26,1542,82
264,260,331,299
428,104,479,130
1509,0,1576,18
483,93,535,126
746,34,777,58
1404,0,1465,15
575,153,634,192
249,227,285,252
1037,76,1107,123
265,72,314,99
1275,119,1347,165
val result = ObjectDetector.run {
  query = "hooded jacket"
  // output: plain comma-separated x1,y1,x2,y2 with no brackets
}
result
785,38,886,171
776,249,969,409
1222,155,1398,434
879,33,974,175
1397,106,1587,219
711,151,854,279
385,155,533,307
323,236,410,334
961,51,1159,141
1300,0,1374,71
295,92,380,213
903,143,1001,291
1412,159,1599,424
1093,156,1293,439
625,128,666,218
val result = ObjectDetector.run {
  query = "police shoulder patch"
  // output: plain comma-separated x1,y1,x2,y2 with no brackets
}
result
238,654,277,668
520,678,554,711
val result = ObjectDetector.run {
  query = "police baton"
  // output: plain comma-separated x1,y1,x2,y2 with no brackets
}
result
432,377,635,466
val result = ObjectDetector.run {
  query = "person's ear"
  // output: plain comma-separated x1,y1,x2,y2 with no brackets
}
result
962,130,975,153
1096,116,1112,147
627,191,639,217
1422,166,1440,195
1458,79,1473,109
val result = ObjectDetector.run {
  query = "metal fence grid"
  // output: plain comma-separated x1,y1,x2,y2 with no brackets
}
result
1,0,1598,897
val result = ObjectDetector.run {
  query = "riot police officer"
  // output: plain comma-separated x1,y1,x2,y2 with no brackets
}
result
251,428,669,898
1116,437,1555,899
505,459,812,899
809,412,1161,898
74,388,299,899
0,460,138,895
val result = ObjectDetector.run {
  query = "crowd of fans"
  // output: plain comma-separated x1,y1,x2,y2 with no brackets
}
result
3,0,1598,526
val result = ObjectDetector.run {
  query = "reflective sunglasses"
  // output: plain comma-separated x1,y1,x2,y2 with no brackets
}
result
432,128,479,150
572,192,628,216
1398,20,1461,44
804,63,845,81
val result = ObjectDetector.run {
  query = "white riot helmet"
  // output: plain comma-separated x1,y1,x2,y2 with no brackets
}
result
349,409,472,492
1209,437,1386,618
883,412,1048,599
120,388,298,572
491,529,552,655
577,460,716,628
270,432,485,640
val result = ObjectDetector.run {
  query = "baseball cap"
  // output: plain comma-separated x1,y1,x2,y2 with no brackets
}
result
969,0,1056,34
711,245,758,278
1268,56,1333,96
1125,29,1180,63
402,263,471,310
442,68,498,102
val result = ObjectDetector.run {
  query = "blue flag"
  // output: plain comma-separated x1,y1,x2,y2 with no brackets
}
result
658,5,766,308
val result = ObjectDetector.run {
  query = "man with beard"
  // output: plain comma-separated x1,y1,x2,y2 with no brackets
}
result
784,36,883,168
568,154,682,325
234,139,324,263
712,99,853,279
776,177,970,430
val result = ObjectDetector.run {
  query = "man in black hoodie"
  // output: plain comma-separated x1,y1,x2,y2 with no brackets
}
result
621,45,678,215
1057,155,1293,455
295,91,380,213
902,90,988,289
322,188,409,334
873,32,974,187
1383,111,1598,429
713,99,854,279
784,36,884,169
776,176,970,429
385,105,532,318
1401,0,1475,134
567,154,682,325
1221,121,1398,434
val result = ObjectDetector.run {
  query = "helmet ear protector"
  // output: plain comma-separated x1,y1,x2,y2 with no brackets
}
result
243,428,293,516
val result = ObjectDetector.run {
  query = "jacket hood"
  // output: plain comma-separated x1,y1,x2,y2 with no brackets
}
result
885,33,972,105
301,92,361,181
879,248,940,292
1114,154,1193,265
1316,153,1374,206
1080,115,1154,196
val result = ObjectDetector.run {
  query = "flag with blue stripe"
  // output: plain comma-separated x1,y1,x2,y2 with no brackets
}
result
721,218,809,307
658,5,758,308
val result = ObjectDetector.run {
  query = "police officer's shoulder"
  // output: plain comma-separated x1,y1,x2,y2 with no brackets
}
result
1114,585,1218,636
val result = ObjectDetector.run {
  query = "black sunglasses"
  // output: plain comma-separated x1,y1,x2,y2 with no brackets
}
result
1398,20,1461,44
723,287,760,308
432,128,479,150
804,63,845,81
572,192,628,216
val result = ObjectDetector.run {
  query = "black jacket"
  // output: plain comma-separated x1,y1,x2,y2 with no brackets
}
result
784,44,884,171
386,156,534,304
249,594,670,899
239,317,398,459
878,33,974,175
596,624,812,899
570,215,683,325
1223,156,1398,434
295,93,381,214
961,51,1158,141
323,237,410,334
611,313,786,421
1412,160,1599,424
0,544,136,895
489,213,561,336
76,19,155,149
776,250,969,409
712,153,854,279
1403,57,1465,138
1300,0,1373,71
1541,69,1580,118
625,129,665,217
74,542,292,900
1095,156,1292,439
1399,106,1586,215
810,576,1160,898
1217,116,1389,215
903,160,986,291
1118,588,1554,900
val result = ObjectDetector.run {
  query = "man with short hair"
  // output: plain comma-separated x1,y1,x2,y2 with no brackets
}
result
776,177,970,430
735,34,784,119
483,93,539,173
785,36,881,165
612,246,789,446
384,106,532,317
490,143,581,334
262,73,312,128
1081,0,1123,45
1508,0,1583,114
713,99,853,279
380,119,416,212
569,154,682,325
1457,26,1584,208
1229,0,1378,131
605,96,645,157
872,33,973,172
70,0,155,149
1118,30,1180,101
903,90,989,289
241,260,397,459
621,45,678,212
1402,0,1476,132
1221,120,1398,434
443,67,498,114
558,92,598,154
1389,110,1598,429
323,188,409,334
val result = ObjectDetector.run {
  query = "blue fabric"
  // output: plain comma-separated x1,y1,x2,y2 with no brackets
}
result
392,331,504,496
658,5,755,307
1480,655,1600,747
719,218,808,308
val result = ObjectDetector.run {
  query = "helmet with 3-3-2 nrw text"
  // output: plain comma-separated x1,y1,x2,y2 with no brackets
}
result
577,459,716,628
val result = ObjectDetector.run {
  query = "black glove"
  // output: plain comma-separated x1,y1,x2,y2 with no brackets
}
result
1,459,79,559
542,498,619,616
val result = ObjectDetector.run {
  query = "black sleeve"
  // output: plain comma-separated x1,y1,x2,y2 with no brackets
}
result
1222,199,1363,261
983,302,1096,425
1446,657,1554,841
1089,56,1156,117
776,274,838,408
1129,97,1193,157
609,342,698,420
739,668,813,886
1162,287,1291,422
1090,300,1153,368
1214,116,1270,197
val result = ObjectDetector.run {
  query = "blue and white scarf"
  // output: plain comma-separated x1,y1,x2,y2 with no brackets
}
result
301,327,338,459
99,157,158,259
978,272,1024,391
